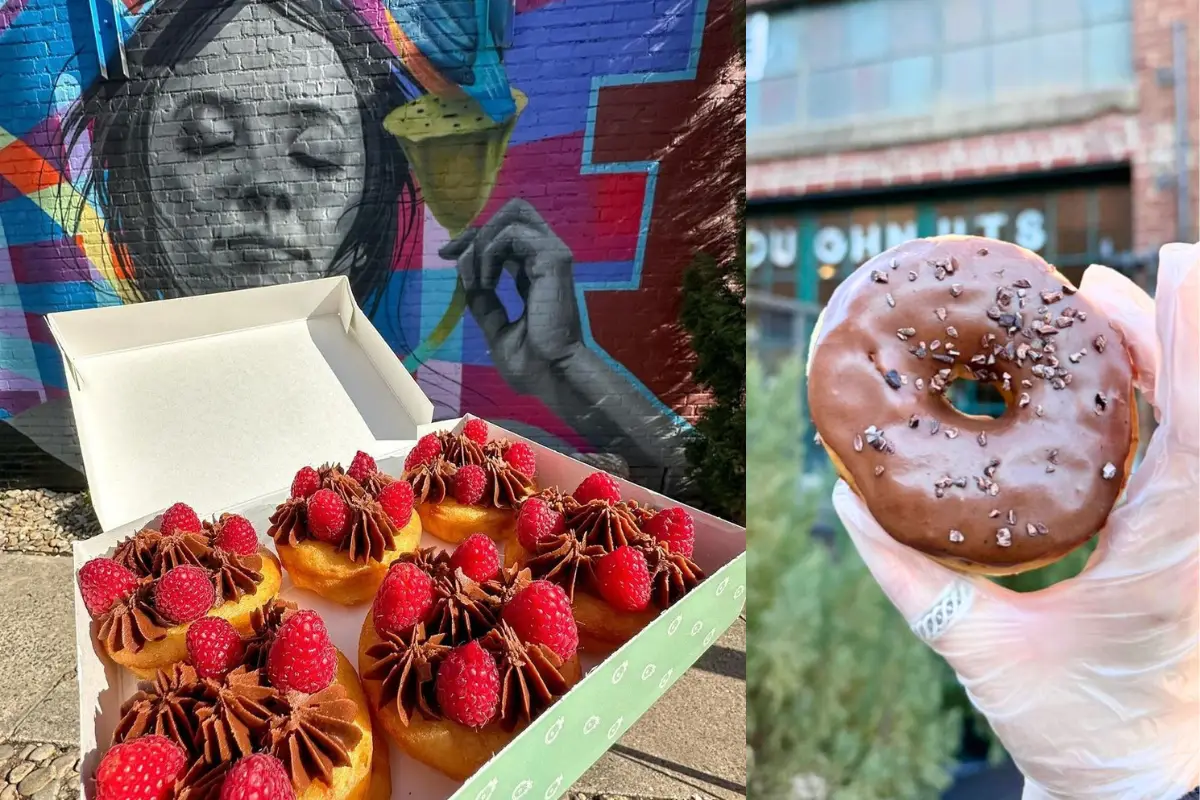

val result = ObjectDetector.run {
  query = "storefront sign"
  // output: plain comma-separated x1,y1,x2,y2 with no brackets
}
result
749,209,1047,271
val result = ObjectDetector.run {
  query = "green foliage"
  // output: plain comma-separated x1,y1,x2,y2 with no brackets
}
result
680,247,746,525
747,358,960,799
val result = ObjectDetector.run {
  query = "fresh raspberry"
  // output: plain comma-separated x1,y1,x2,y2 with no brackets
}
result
346,450,377,483
573,472,621,505
453,464,486,506
450,534,500,582
267,609,337,693
404,434,442,471
643,507,696,558
154,565,215,624
213,515,258,556
186,617,245,679
290,466,321,499
462,419,489,445
377,481,414,527
78,558,139,617
501,580,578,660
306,489,349,545
160,502,201,535
95,734,187,800
515,497,565,550
219,754,295,800
594,546,651,612
435,640,499,729
373,562,435,636
503,443,537,478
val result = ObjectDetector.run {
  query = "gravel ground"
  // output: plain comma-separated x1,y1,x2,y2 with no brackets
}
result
0,491,100,556
0,743,79,800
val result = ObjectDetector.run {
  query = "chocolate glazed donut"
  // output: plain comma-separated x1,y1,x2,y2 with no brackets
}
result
807,236,1138,575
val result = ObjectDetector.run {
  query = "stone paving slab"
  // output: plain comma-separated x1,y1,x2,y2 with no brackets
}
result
0,555,76,742
0,553,745,799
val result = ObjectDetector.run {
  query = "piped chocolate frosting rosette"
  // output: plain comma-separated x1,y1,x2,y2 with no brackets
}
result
357,541,582,781
508,472,706,651
77,502,283,679
401,420,538,545
97,599,382,800
267,451,423,606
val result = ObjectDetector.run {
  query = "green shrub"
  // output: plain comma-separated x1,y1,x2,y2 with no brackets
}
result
680,248,746,525
747,358,960,799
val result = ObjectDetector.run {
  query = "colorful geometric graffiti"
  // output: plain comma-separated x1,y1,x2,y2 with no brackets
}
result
0,0,732,488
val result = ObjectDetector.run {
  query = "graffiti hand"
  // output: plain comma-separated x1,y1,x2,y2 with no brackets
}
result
440,198,582,392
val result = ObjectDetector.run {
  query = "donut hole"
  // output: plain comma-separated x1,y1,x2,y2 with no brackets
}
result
943,372,1008,420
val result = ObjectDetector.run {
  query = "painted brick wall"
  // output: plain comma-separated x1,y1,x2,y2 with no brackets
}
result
0,0,739,491
747,0,1198,253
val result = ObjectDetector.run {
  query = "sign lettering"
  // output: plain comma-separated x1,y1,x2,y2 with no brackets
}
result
747,209,1047,271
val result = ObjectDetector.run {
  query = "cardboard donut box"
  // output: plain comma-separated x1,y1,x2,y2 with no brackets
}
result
52,277,748,800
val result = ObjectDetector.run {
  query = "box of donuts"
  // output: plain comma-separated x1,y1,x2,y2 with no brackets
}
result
49,277,748,800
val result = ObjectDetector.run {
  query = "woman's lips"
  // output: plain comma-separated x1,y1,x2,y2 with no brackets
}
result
215,234,312,264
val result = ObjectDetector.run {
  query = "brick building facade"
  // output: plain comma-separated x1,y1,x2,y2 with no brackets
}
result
747,0,1197,466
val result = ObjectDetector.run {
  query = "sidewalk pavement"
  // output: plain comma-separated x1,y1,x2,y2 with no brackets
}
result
0,552,745,799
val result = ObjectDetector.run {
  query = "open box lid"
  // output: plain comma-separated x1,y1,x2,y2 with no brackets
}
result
47,277,434,532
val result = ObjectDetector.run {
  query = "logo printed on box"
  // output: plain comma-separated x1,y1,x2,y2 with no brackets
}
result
544,717,564,745
607,718,624,740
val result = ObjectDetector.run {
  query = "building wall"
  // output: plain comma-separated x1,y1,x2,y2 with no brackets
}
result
1131,0,1200,250
0,0,736,489
748,0,1198,251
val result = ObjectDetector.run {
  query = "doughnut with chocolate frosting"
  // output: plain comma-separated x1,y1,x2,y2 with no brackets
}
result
807,236,1137,575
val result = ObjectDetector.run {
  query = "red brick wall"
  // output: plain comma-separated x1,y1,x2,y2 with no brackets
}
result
1131,0,1200,249
748,112,1137,196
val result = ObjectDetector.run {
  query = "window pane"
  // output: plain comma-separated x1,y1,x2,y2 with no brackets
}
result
1095,185,1133,256
991,38,1037,100
851,63,889,117
847,0,890,65
890,56,935,116
989,0,1034,39
1037,30,1086,92
804,5,847,71
747,81,762,130
942,47,990,105
1055,189,1090,261
759,76,800,128
1038,0,1082,31
942,0,986,46
1085,0,1130,24
808,70,853,121
763,10,803,79
889,0,938,57
1088,21,1133,88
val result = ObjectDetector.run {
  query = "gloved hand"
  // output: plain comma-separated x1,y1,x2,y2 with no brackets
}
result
832,243,1199,800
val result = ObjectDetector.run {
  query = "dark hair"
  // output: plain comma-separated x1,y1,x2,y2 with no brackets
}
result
60,0,423,315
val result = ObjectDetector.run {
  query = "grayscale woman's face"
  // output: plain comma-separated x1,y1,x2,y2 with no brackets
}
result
146,2,366,291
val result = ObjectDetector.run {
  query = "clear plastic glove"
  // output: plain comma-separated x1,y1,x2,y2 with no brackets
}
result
832,243,1199,800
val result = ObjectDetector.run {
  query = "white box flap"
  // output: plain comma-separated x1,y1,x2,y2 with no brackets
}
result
47,277,433,531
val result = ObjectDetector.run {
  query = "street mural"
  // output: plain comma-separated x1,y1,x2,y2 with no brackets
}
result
0,0,729,488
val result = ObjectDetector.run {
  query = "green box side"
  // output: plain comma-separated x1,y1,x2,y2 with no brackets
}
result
452,554,748,800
